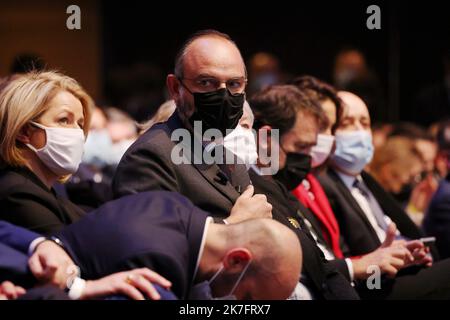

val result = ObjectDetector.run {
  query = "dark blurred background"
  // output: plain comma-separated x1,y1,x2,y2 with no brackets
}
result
1,0,449,126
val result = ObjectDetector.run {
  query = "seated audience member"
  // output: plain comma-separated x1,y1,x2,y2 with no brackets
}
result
0,191,302,300
388,122,440,215
249,84,447,300
0,221,174,300
249,85,360,300
0,71,93,234
66,106,138,209
289,76,345,258
424,121,450,258
83,106,138,169
112,30,272,224
316,91,450,299
368,137,426,225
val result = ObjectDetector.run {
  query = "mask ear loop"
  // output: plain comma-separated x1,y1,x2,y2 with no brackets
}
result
177,77,194,95
208,264,225,285
25,122,48,152
228,259,252,296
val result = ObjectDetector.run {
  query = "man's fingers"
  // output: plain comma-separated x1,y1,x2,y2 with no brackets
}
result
1,282,17,298
15,286,26,296
131,275,161,300
120,283,145,300
381,223,397,248
138,268,171,288
405,240,424,252
383,265,399,278
389,257,406,269
240,185,254,198
28,255,44,278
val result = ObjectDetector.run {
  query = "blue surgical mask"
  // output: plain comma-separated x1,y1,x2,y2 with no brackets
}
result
331,130,374,175
82,129,113,167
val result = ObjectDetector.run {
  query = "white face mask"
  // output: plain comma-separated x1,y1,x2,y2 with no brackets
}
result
310,134,335,168
223,124,258,168
26,122,85,176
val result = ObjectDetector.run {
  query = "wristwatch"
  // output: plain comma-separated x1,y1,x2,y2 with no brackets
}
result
44,236,66,250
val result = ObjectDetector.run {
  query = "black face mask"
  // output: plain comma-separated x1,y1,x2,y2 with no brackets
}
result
275,153,312,191
188,88,244,136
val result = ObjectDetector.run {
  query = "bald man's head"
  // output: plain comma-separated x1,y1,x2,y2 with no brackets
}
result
336,91,371,133
203,218,302,300
174,30,245,79
167,30,247,122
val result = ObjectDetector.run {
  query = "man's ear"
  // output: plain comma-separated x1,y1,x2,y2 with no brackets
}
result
257,125,273,151
223,248,252,272
167,74,181,102
16,124,33,145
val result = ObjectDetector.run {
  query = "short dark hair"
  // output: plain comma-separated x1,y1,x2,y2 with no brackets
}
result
291,75,342,133
174,29,236,78
250,85,328,136
437,120,450,151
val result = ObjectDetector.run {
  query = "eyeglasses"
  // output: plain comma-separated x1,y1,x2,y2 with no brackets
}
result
180,76,247,95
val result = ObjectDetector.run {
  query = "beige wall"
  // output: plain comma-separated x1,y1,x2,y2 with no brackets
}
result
0,0,101,101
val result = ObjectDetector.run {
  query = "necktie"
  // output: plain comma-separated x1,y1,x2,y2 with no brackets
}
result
353,179,389,231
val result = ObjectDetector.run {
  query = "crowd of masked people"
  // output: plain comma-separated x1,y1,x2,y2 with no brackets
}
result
1,30,450,300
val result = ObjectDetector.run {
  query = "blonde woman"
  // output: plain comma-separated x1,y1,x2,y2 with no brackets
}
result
0,71,93,234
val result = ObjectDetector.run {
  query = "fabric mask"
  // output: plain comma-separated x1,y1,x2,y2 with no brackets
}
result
188,260,251,300
223,125,258,168
188,87,244,136
26,122,85,176
83,129,113,167
275,151,312,191
310,134,335,168
331,130,374,175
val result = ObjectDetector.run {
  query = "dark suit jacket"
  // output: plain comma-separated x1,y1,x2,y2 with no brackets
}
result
318,169,427,257
249,169,359,300
0,221,40,286
0,221,177,300
0,166,85,235
424,174,450,258
57,191,209,300
112,113,250,219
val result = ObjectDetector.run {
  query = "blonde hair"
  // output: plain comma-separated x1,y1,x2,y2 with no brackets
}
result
0,71,94,172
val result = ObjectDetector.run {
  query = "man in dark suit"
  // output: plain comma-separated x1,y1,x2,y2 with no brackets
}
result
112,30,272,224
56,191,301,300
318,91,450,299
424,120,450,258
1,191,301,300
0,220,176,300
248,85,360,300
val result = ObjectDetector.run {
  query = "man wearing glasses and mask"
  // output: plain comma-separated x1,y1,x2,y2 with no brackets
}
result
113,30,272,224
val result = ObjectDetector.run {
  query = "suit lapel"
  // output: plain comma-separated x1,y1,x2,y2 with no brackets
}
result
193,162,241,203
167,112,242,204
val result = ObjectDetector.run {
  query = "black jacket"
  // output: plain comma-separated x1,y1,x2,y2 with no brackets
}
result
0,166,85,235
318,169,430,257
113,112,250,219
58,191,209,300
249,169,359,300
